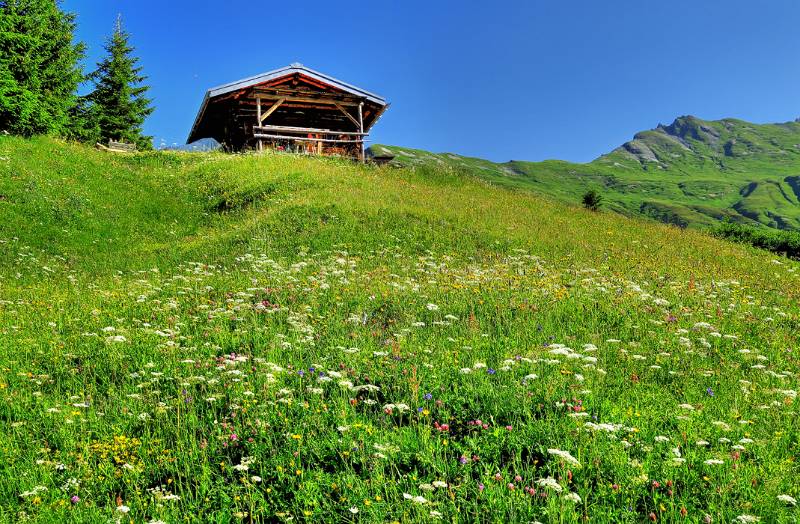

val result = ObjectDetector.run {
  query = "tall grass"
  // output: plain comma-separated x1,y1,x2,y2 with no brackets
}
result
0,137,798,523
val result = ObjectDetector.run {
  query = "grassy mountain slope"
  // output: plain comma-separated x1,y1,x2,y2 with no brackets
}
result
1,137,799,523
375,116,800,230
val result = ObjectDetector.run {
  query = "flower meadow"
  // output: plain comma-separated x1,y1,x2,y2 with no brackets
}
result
0,137,799,523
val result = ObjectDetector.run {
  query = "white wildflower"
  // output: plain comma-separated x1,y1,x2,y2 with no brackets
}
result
548,448,581,467
402,493,428,504
535,477,563,493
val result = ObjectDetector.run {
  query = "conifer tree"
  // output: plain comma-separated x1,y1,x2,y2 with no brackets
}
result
87,15,153,149
582,189,603,212
0,0,85,135
64,95,100,144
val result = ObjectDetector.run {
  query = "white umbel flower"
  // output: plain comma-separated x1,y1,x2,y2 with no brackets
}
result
548,448,581,467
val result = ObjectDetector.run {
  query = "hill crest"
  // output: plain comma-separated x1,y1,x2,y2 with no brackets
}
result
376,115,800,231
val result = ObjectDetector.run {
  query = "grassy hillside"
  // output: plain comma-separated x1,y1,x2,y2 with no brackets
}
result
1,137,799,523
375,115,800,230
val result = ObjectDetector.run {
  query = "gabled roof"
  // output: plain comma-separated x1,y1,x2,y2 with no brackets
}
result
206,63,387,105
187,63,388,143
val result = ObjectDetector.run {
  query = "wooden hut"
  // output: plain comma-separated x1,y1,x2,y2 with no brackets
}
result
187,63,389,160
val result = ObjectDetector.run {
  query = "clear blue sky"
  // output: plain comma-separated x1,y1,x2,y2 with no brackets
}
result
64,0,800,162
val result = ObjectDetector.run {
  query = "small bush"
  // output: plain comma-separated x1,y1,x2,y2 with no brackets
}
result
711,221,800,259
582,190,602,211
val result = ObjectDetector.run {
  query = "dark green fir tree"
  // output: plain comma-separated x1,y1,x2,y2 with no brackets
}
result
0,0,85,135
87,15,153,149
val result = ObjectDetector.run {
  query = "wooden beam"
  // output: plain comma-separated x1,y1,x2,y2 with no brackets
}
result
254,133,367,144
250,93,361,107
260,98,285,123
251,86,362,101
358,102,365,162
334,103,360,128
254,124,367,136
256,97,262,124
238,102,351,112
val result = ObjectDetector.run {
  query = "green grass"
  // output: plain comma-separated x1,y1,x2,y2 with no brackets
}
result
373,115,800,231
1,136,799,523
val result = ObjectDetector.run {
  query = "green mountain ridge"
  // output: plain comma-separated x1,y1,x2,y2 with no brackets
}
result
373,115,800,230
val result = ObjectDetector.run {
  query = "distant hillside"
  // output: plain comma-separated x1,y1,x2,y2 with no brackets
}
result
374,116,800,230
167,137,221,151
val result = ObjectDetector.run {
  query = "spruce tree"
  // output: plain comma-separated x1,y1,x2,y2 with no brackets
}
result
88,16,153,149
64,94,100,144
582,189,603,212
0,0,85,136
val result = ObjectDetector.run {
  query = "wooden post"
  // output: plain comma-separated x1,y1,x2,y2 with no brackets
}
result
256,97,262,153
358,102,365,162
